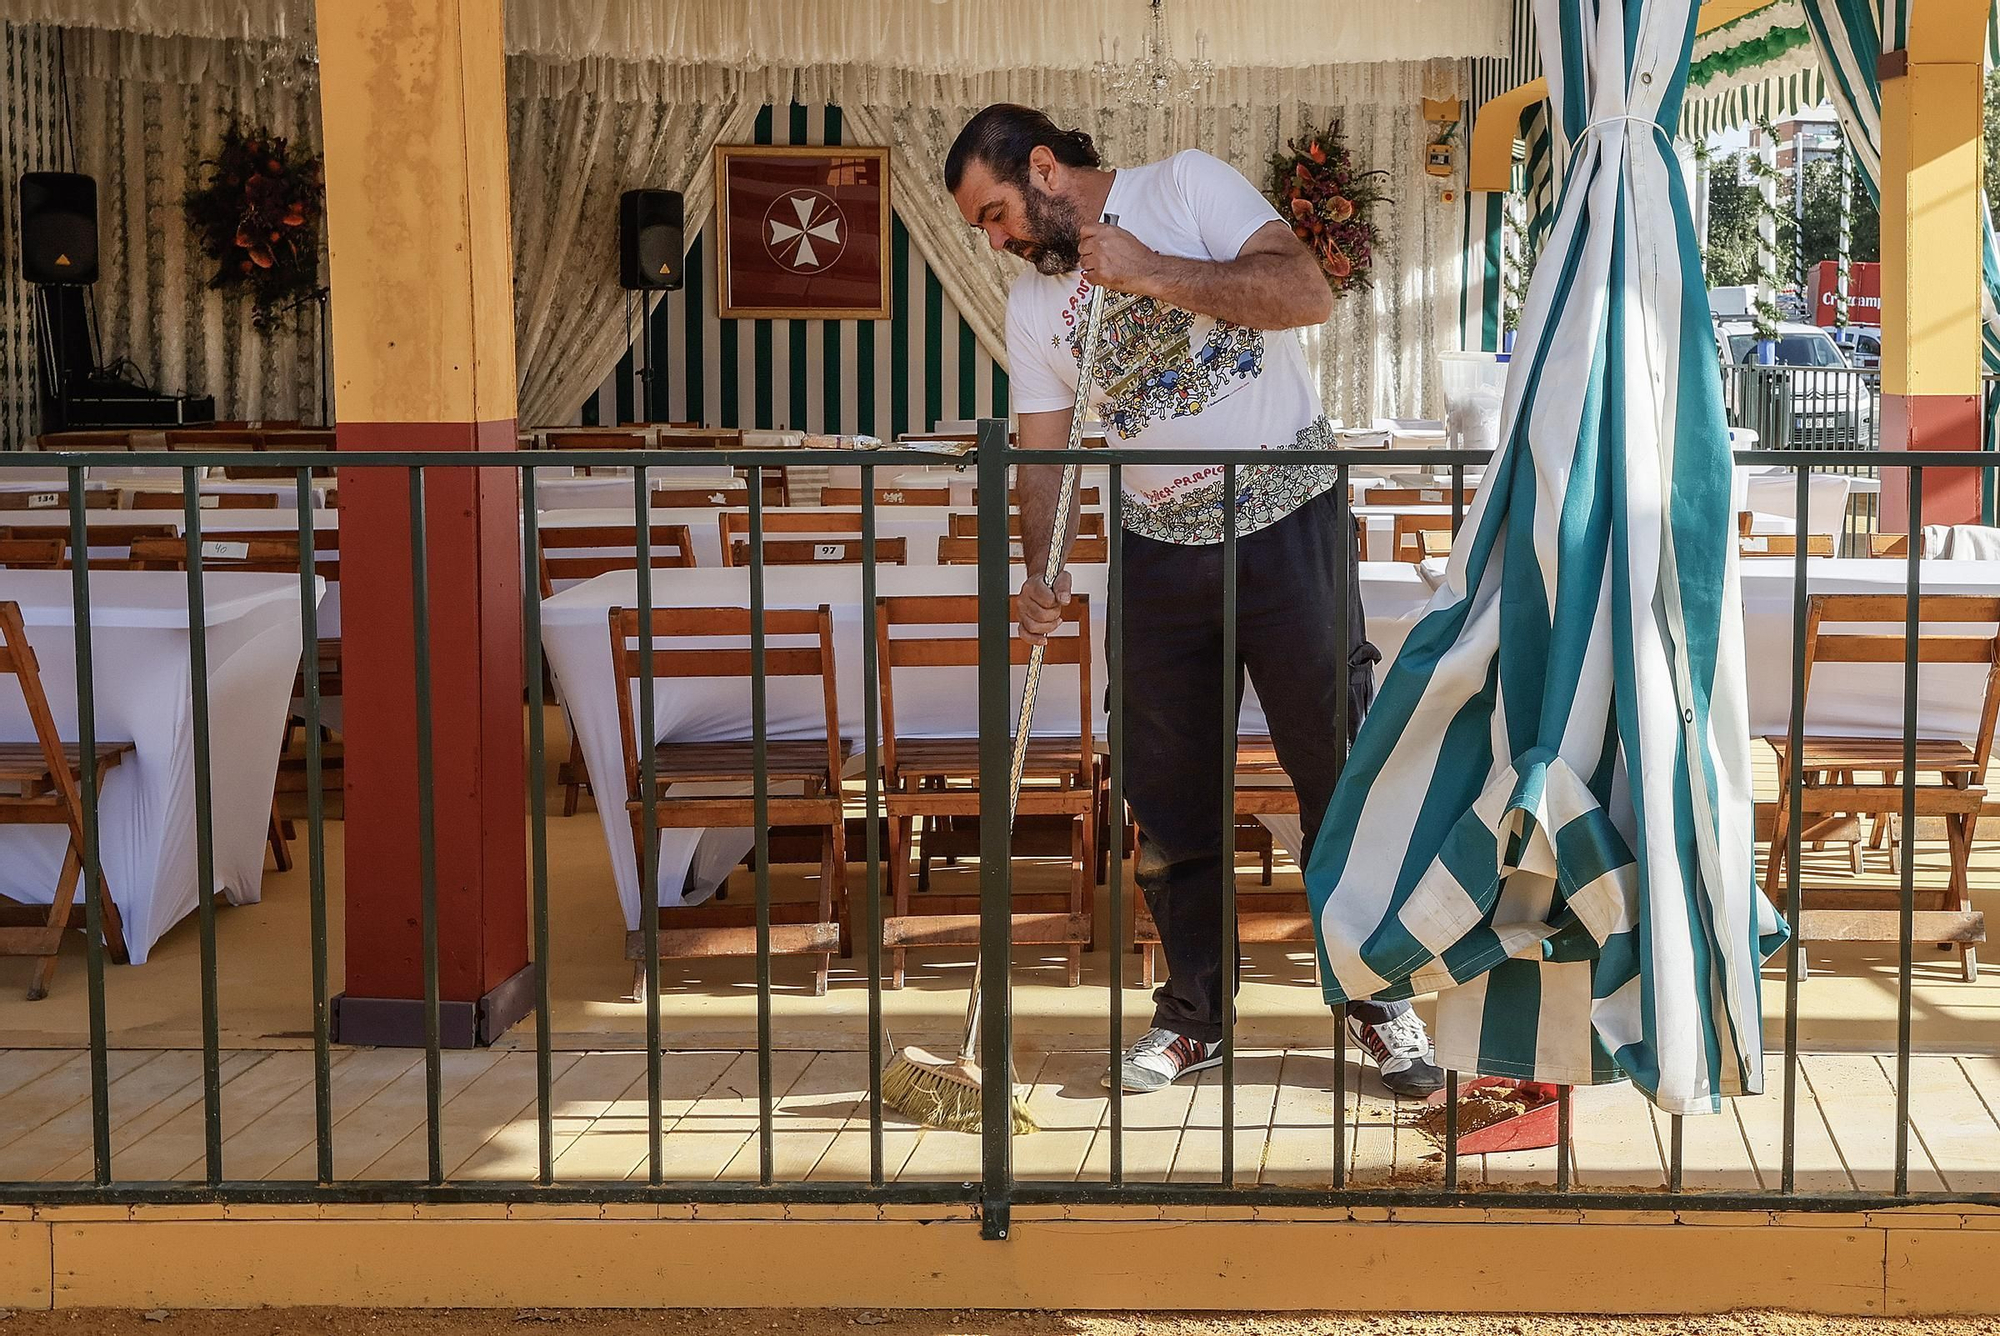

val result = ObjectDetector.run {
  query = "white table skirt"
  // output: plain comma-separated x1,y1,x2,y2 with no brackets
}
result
540,561,1437,926
0,571,321,962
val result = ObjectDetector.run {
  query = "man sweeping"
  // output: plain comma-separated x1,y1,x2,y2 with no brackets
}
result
945,104,1443,1099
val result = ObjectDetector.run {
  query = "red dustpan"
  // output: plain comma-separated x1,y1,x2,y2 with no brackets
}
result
1421,1076,1562,1155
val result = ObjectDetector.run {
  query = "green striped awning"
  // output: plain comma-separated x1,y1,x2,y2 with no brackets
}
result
1309,0,1788,1115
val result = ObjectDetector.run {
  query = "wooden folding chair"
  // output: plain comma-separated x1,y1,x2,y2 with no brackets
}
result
609,605,849,995
535,523,696,818
936,535,1108,565
0,602,134,998
1391,513,1457,562
1762,593,1997,980
128,533,340,871
946,512,1106,540
874,593,1096,986
818,485,952,508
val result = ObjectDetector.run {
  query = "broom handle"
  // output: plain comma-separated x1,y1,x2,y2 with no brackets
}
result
957,214,1118,1064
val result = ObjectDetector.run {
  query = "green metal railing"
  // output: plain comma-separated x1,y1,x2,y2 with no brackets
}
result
0,424,1991,1236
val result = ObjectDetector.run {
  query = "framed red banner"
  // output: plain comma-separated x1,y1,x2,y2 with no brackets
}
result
713,144,891,320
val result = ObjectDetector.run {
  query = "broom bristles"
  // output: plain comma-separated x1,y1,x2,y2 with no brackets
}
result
881,1048,1038,1135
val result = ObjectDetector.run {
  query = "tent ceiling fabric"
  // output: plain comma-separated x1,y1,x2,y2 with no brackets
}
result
0,0,1510,65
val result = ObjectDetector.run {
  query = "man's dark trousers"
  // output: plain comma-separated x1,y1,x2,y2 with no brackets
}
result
1119,484,1407,1043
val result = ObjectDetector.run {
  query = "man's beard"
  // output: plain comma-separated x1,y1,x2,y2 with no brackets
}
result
1004,189,1082,276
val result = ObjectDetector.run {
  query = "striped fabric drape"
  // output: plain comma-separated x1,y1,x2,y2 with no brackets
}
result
577,104,1010,435
1798,0,2000,374
1458,190,1506,353
1308,0,1786,1115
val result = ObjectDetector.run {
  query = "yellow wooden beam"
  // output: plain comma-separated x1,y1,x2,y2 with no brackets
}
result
1467,0,1779,193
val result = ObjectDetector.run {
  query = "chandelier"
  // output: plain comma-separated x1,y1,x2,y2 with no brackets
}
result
251,0,319,92
1092,0,1216,109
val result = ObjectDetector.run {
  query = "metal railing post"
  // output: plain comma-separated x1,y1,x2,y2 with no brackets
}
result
975,419,1014,1239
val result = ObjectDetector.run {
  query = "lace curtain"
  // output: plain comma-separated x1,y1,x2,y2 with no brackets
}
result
0,0,1507,67
510,61,753,426
62,27,329,426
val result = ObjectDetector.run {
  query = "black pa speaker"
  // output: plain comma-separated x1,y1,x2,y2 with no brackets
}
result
19,172,98,286
619,188,684,291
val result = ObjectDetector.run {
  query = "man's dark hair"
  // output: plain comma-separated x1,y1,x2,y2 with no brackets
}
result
944,104,1100,193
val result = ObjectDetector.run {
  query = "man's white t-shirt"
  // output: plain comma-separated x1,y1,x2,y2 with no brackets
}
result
1005,148,1336,545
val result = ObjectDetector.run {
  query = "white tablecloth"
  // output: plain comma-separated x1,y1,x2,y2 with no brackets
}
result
540,561,1436,924
0,571,321,961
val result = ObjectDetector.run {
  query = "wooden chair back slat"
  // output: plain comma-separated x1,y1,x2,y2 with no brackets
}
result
945,512,1106,539
131,491,283,510
0,539,68,570
1739,533,1834,557
1365,487,1478,507
936,535,1107,565
0,490,115,512
729,537,907,567
818,486,953,508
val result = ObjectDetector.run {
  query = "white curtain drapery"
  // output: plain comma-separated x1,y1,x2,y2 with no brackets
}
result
0,0,1508,67
509,62,753,426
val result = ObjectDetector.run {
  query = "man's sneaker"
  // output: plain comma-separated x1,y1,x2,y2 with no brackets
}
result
1101,1027,1223,1093
1347,1009,1445,1099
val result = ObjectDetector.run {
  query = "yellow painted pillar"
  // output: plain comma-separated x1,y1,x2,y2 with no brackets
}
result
1878,0,1988,527
314,0,532,1045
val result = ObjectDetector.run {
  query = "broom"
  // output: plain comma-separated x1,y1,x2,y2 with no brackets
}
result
880,215,1121,1135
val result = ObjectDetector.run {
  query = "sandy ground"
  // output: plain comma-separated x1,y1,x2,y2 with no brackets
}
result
0,1312,1995,1335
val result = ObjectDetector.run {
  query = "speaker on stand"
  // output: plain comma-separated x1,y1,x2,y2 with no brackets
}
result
19,172,99,434
619,189,684,424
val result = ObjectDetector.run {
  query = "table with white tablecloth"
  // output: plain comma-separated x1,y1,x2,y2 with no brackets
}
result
539,561,1438,926
536,505,1045,569
0,571,322,962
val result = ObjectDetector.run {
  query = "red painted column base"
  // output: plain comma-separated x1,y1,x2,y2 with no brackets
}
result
328,420,533,1048
1879,392,1984,531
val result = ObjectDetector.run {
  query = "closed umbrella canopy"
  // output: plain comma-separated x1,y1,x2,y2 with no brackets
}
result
1307,0,1788,1116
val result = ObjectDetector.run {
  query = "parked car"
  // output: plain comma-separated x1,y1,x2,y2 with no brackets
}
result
1830,324,1882,369
1714,316,1875,449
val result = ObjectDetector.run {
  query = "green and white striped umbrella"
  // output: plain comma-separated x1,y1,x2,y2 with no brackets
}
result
1308,0,1789,1116
1799,0,2000,374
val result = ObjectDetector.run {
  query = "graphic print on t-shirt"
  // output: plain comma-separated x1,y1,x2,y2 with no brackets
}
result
1074,293,1269,440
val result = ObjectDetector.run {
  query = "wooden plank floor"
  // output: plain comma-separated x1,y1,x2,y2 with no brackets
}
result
4,1045,1997,1193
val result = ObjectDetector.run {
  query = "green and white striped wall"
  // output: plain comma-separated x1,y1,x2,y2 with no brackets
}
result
579,104,1009,435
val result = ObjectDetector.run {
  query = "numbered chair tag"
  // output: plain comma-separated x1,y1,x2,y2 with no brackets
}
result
202,541,250,561
27,492,60,509
813,543,844,561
